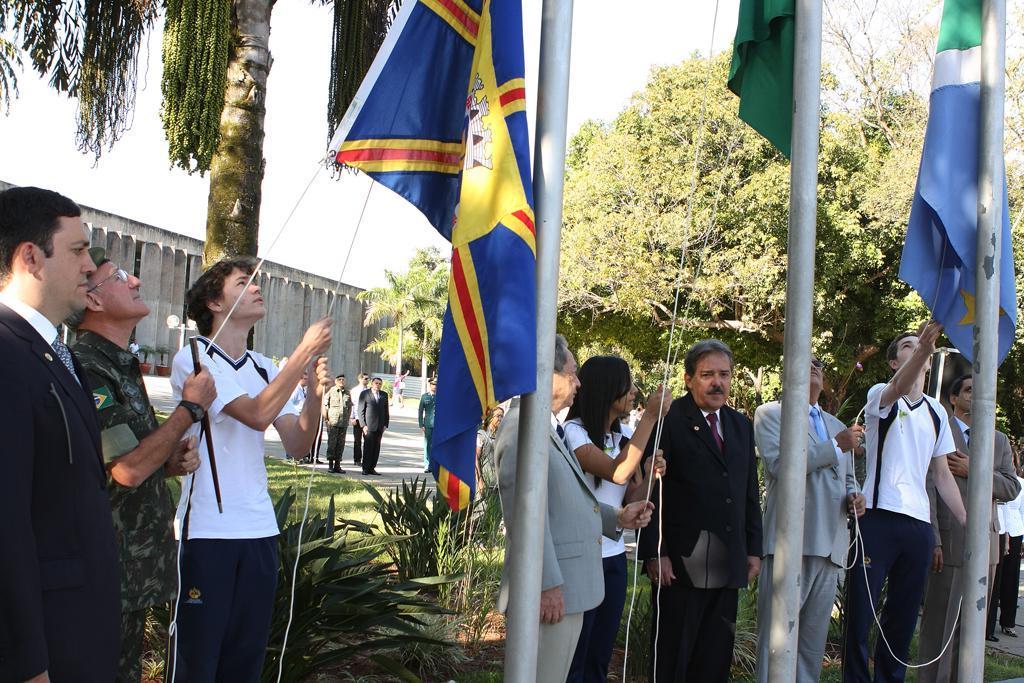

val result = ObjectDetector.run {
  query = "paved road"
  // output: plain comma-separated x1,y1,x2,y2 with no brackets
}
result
144,375,433,489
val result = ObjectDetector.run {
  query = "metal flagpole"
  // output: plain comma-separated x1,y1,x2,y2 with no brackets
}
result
502,0,575,679
958,0,1005,678
767,0,824,680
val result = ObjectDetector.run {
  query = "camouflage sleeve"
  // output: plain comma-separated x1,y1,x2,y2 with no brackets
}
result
82,368,141,464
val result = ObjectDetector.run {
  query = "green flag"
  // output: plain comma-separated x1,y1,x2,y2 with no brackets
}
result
728,0,795,157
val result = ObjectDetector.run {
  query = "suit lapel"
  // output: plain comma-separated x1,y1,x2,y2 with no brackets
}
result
683,397,727,469
551,425,593,490
0,305,102,465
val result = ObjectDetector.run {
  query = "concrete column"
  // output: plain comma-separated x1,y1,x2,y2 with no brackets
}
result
136,242,163,348
155,245,175,361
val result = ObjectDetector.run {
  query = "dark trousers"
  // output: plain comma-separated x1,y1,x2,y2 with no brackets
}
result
988,533,1010,637
998,534,1023,629
843,508,933,683
352,422,363,464
568,552,627,683
172,536,278,683
649,581,737,682
326,423,346,468
362,429,384,473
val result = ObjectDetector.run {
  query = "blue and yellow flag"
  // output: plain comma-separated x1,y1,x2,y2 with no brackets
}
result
329,0,536,510
899,0,1017,364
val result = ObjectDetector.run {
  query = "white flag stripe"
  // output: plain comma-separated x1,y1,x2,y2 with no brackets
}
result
932,45,981,91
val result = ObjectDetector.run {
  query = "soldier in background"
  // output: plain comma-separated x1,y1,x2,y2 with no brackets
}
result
70,247,216,682
323,373,352,473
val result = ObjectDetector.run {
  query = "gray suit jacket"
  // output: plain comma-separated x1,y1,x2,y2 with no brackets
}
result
928,417,1019,567
755,401,859,566
495,406,621,616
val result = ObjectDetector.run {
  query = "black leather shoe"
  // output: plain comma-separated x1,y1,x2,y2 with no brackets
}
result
1002,627,1018,637
987,634,1000,642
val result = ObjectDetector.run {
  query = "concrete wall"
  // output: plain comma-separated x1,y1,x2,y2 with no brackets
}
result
0,180,390,378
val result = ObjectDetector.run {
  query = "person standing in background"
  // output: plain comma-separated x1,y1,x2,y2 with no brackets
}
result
350,372,369,467
418,378,437,474
323,374,352,474
994,454,1024,639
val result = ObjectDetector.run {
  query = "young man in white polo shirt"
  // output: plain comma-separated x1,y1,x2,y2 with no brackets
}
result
843,321,967,683
170,257,332,681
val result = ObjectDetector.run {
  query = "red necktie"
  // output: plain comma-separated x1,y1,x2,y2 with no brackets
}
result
707,412,724,451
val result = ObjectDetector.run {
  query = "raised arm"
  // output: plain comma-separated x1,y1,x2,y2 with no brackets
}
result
221,319,331,431
575,387,672,485
276,357,331,457
879,321,942,408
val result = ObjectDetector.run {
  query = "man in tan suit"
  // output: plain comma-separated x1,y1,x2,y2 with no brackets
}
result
918,374,1020,682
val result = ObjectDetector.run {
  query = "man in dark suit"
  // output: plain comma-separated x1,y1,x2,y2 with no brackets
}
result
358,376,390,475
0,186,121,681
639,338,763,682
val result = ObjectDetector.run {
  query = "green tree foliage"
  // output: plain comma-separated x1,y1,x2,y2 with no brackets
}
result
360,247,450,374
560,49,1024,427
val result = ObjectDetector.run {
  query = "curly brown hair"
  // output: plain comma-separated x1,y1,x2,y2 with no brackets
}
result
186,256,258,336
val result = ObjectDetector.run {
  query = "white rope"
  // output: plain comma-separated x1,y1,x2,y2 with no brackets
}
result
842,401,961,669
276,176,375,682
209,159,327,346
850,510,962,668
167,470,194,683
621,2,721,678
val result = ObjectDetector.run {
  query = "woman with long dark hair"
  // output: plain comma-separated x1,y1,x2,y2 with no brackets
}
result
563,355,670,682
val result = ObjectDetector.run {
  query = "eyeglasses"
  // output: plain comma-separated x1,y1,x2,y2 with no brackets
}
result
87,266,129,293
811,359,824,369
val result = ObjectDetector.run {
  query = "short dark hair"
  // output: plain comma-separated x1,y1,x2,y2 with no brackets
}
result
683,339,734,376
0,186,81,286
886,332,918,363
185,257,258,336
566,356,631,454
371,376,382,383
950,374,972,397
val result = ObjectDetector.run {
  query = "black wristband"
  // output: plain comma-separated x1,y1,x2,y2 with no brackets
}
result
178,400,205,423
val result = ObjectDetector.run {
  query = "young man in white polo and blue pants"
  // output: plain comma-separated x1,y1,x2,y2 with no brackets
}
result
843,321,967,682
170,257,332,681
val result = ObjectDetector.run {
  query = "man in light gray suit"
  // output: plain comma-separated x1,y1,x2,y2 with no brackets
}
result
918,374,1020,683
754,357,865,682
495,334,655,683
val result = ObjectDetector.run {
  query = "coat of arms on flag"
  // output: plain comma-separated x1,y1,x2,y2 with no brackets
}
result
329,0,536,509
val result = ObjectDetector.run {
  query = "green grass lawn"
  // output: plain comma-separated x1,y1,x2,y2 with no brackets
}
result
264,457,380,526
165,457,382,528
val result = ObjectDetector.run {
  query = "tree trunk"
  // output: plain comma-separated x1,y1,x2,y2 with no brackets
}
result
204,0,273,265
396,324,404,376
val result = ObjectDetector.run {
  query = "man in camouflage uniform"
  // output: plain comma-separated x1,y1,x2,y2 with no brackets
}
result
323,373,352,473
70,248,216,682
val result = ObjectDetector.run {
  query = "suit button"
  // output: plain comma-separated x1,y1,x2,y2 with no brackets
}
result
594,505,600,513
722,472,728,478
726,525,733,532
597,538,603,545
726,497,733,504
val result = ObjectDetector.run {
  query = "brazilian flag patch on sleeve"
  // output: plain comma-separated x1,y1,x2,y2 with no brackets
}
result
93,386,114,411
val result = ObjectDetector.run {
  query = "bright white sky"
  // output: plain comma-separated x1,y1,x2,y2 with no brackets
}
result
0,0,739,290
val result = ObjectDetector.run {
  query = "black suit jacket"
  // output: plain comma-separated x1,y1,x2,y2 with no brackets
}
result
637,393,763,590
0,304,120,681
358,389,390,433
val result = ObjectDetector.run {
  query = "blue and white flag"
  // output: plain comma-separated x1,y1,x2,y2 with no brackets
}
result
899,0,1017,364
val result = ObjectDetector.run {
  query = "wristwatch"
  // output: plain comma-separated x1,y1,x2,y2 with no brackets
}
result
178,400,206,423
